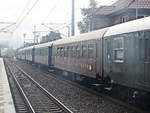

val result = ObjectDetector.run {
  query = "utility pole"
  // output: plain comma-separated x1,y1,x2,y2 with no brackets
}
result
33,25,36,44
23,33,26,47
67,25,70,37
71,0,75,36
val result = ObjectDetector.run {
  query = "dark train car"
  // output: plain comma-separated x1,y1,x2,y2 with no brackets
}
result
34,42,53,66
24,46,34,62
104,17,150,92
17,49,26,60
16,17,150,103
52,28,108,78
103,17,150,93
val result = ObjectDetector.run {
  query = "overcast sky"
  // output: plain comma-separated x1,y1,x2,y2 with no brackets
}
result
0,0,117,48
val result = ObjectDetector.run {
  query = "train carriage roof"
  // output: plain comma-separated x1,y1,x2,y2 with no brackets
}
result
53,28,108,45
18,46,34,51
34,41,53,49
105,16,150,37
18,16,150,51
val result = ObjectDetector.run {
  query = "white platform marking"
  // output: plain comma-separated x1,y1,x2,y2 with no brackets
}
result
0,58,16,113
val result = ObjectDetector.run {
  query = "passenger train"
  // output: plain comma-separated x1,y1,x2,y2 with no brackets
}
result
16,17,150,106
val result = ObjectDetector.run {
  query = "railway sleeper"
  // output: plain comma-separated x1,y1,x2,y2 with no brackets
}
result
27,61,150,112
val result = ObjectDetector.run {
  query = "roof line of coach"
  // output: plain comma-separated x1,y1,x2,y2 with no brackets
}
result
18,16,150,50
105,16,150,37
52,28,108,46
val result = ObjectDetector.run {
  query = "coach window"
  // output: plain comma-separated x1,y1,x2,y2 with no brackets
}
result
66,46,69,57
70,46,73,57
61,47,64,57
42,48,44,56
76,46,80,57
59,48,61,56
82,45,88,58
39,49,41,55
88,44,94,58
113,37,124,62
41,49,43,56
72,46,76,57
71,46,74,57
60,47,62,56
145,31,150,60
45,48,47,56
58,48,61,56
57,48,60,56
54,47,57,56
64,47,67,57
46,48,48,56
42,49,44,56
53,47,57,56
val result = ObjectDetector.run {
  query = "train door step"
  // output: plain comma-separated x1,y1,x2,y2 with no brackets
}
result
104,87,112,91
92,84,102,86
48,69,54,72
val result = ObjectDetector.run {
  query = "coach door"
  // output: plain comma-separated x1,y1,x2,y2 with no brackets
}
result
48,46,52,66
139,31,150,86
103,38,112,77
32,48,35,63
144,31,150,85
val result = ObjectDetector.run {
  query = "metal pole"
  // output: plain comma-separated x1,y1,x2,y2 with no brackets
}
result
90,15,93,31
67,25,70,37
71,0,75,36
34,25,36,44
23,33,26,47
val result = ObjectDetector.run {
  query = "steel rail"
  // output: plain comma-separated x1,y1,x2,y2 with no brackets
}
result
13,63,74,113
25,62,148,113
6,62,36,113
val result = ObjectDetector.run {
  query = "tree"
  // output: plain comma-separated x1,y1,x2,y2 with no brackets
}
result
78,0,98,33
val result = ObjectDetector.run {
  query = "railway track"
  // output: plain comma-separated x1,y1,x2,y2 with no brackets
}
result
5,60,73,113
12,60,145,113
5,61,30,113
40,69,149,113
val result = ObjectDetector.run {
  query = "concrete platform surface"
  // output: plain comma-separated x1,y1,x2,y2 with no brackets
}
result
0,58,16,113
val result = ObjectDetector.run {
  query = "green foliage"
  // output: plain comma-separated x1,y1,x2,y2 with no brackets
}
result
78,0,98,33
89,0,97,9
40,31,61,43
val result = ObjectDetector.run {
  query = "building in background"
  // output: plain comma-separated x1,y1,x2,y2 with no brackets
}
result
90,0,150,30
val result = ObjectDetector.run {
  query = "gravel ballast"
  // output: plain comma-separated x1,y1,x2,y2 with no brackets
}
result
14,60,138,113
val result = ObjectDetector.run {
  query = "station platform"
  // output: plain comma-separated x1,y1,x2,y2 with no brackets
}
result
0,58,16,113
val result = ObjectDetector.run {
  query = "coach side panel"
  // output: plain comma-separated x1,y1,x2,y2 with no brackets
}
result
104,31,150,92
52,39,98,78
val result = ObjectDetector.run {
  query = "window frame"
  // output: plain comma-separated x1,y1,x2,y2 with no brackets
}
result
82,45,88,58
88,44,94,58
113,37,124,63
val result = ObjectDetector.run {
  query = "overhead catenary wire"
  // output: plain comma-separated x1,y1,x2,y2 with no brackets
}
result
13,0,40,32
15,0,32,23
0,23,16,32
0,0,31,33
44,0,61,20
